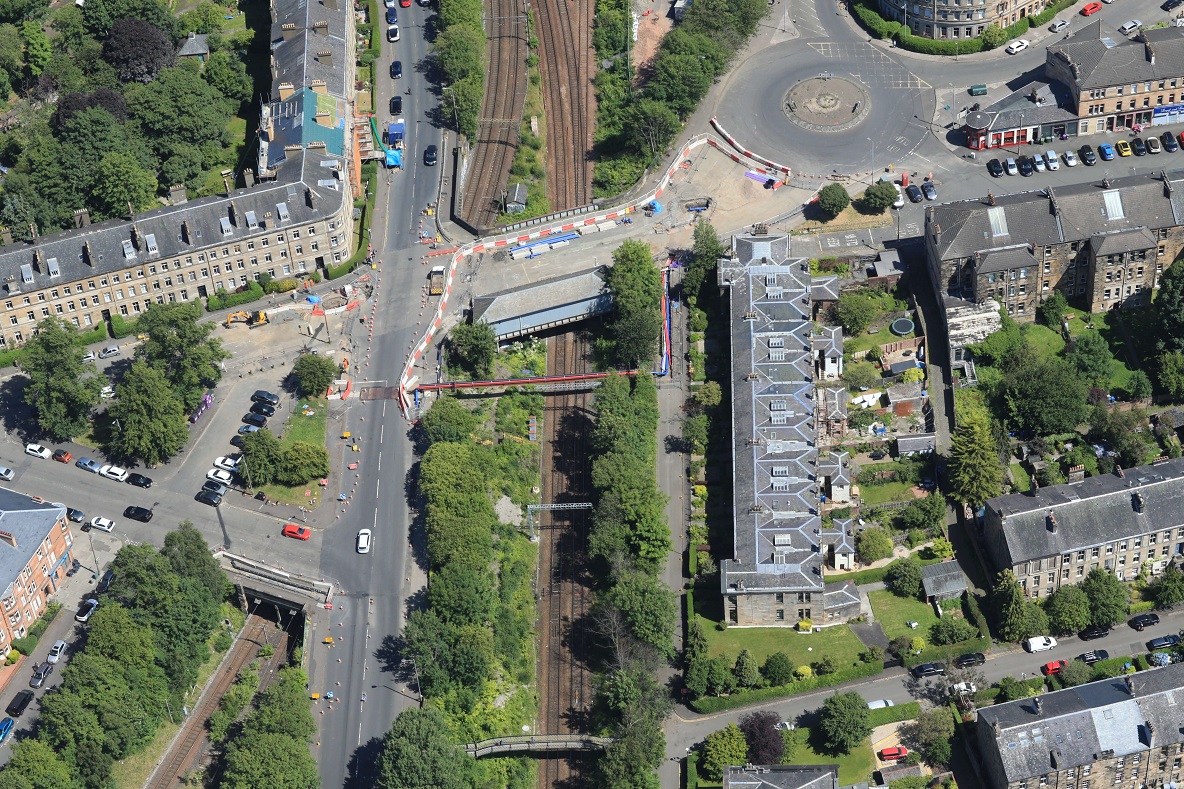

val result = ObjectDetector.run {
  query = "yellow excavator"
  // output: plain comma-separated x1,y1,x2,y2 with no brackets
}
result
225,311,269,328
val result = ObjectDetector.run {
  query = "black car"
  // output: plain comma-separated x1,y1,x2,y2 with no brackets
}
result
1077,649,1110,665
869,451,887,460
390,95,402,115
954,652,986,669
230,434,246,448
390,60,402,79
126,473,153,489
987,158,1004,177
424,144,438,166
1164,131,1181,152
252,390,280,406
1017,155,1035,176
1132,137,1148,156
905,184,923,203
123,506,153,523
29,662,53,689
66,507,85,523
1131,613,1160,631
1164,0,1183,12
1149,634,1181,650
1079,624,1110,641
250,402,276,417
911,662,946,678
96,569,114,593
195,490,223,507
242,412,267,428
385,6,397,22
6,690,33,717
921,182,937,201
1079,145,1097,165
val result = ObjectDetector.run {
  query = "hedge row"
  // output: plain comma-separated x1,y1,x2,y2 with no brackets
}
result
867,700,921,727
1029,0,1077,27
74,326,108,346
851,0,1037,56
1129,599,1156,614
689,659,883,714
109,314,140,339
903,636,992,668
964,592,990,638
327,163,379,280
206,281,265,312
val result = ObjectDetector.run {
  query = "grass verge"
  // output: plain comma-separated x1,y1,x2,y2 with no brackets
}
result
259,398,330,506
868,589,939,643
698,617,866,667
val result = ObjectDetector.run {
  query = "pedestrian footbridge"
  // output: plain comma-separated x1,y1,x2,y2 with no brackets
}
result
464,734,612,758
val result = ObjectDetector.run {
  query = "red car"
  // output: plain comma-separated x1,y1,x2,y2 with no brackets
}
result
282,524,311,541
879,747,909,762
399,0,411,6
1042,659,1068,675
1081,1,1102,14
52,449,72,463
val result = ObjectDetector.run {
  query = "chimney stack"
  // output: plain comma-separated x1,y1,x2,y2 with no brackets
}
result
1047,512,1058,533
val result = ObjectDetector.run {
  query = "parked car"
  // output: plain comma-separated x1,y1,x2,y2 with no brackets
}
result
1079,144,1098,165
1164,0,1183,11
1132,136,1148,155
51,449,72,463
1045,150,1060,170
1050,19,1069,31
207,469,234,485
5,690,33,717
1080,1,1102,14
0,467,13,482
65,507,85,523
1098,142,1116,160
249,402,275,417
100,385,115,400
123,506,153,523
1148,634,1181,650
1077,649,1110,665
910,663,946,678
1116,139,1133,156
1032,153,1046,172
1017,155,1035,176
75,457,100,473
1024,636,1058,652
24,443,50,460
81,351,95,362
242,412,267,428
97,345,120,359
867,699,895,709
202,480,228,496
1118,19,1142,35
947,681,978,696
96,569,113,593
1080,624,1110,640
252,390,281,406
237,424,260,436
386,24,399,41
127,473,153,489
1130,613,1160,631
195,490,223,507
87,517,114,533
357,528,372,554
282,524,312,541
46,640,67,664
1148,136,1162,154
0,716,14,743
955,652,986,668
75,598,99,623
879,746,909,761
1005,39,1030,54
1041,659,1068,675
390,60,402,79
98,465,128,482
214,456,239,472
1164,131,1181,151
905,184,924,203
869,451,888,460
390,95,402,114
921,181,938,200
29,662,53,689
987,158,1004,177
425,145,439,166
1064,149,1079,166
385,6,397,22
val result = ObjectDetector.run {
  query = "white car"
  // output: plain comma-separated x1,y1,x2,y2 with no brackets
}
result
867,699,896,709
387,24,399,41
357,528,372,554
81,351,95,362
214,456,239,472
1024,636,1059,653
100,386,115,400
24,444,50,460
1006,39,1030,54
0,467,13,482
947,682,978,696
1033,155,1046,172
1118,20,1142,35
1050,19,1069,32
1064,150,1079,166
1044,150,1060,170
75,598,98,623
98,465,129,482
46,640,67,664
890,182,904,209
88,516,114,533
207,469,234,485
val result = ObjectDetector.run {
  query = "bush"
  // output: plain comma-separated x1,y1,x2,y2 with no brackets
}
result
74,326,110,346
213,629,233,652
929,617,978,645
109,314,140,339
690,661,883,714
10,635,37,655
206,281,265,312
818,183,851,218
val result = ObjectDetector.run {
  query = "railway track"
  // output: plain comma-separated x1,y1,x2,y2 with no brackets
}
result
535,0,592,211
537,331,593,788
459,0,528,232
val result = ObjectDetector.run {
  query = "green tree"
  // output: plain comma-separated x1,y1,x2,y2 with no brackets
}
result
981,22,1007,48
682,413,708,453
276,441,330,486
843,361,881,391
885,556,923,598
901,367,926,384
162,521,228,602
835,292,881,335
818,691,871,754
291,353,339,397
90,150,157,218
701,723,748,782
683,619,711,698
107,361,190,465
1038,290,1069,328
377,707,472,789
442,72,481,138
85,602,158,669
19,19,48,78
1059,659,1095,687
1045,585,1092,634
606,239,663,367
693,380,722,409
929,617,976,645
683,219,725,304
628,98,681,158
1127,369,1153,401
817,183,850,218
602,569,678,653
202,50,252,107
1006,352,1088,436
1157,260,1184,354
433,24,484,84
993,570,1031,642
2,739,74,789
899,494,946,533
858,179,898,213
240,428,282,485
426,562,494,628
967,312,1023,365
643,51,713,117
1160,351,1184,402
761,651,794,686
1080,568,1129,626
447,321,496,378
134,302,229,410
947,407,1002,505
856,527,893,563
1152,565,1184,609
927,536,955,559
20,317,102,440
1066,330,1114,388
221,732,319,789
421,396,478,445
733,648,761,688
706,655,737,696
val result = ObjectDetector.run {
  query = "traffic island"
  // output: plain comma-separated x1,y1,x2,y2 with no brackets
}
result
785,75,871,133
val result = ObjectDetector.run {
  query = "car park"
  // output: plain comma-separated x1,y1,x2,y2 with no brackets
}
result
387,24,399,41
955,652,986,668
1064,150,1078,166
24,444,50,460
1131,613,1160,630
242,412,267,428
1081,1,1102,13
214,456,239,472
867,699,895,709
195,490,223,507
921,182,937,200
1050,19,1069,31
283,524,312,540
123,506,152,523
357,528,372,554
52,449,71,463
65,507,84,522
29,661,53,689
1080,624,1109,640
98,345,121,359
1164,131,1180,151
1077,649,1110,665
1132,136,1148,155
390,95,402,114
98,465,129,482
1148,634,1181,650
46,640,67,664
905,184,924,202
1045,150,1060,170
1148,136,1163,154
987,158,1004,177
1024,636,1058,652
1116,139,1133,156
1005,39,1030,54
425,145,439,166
207,469,234,485
1118,19,1142,35
6,690,33,717
127,473,152,489
1005,157,1018,175
75,457,100,473
880,747,909,761
910,662,946,678
1042,659,1068,675
249,402,275,417
390,60,402,79
0,716,14,743
1017,155,1035,176
1098,142,1116,160
88,517,114,533
75,598,98,623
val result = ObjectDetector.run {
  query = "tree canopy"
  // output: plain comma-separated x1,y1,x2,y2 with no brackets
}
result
447,321,496,379
947,406,1002,505
605,240,662,368
818,691,871,754
291,353,339,397
701,724,748,782
1080,568,1128,626
1156,260,1184,354
107,360,189,465
1065,330,1114,388
134,302,228,411
817,183,850,217
20,317,102,440
1005,351,1087,436
377,707,473,789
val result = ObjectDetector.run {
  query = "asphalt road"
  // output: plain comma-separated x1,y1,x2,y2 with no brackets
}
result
663,608,1184,758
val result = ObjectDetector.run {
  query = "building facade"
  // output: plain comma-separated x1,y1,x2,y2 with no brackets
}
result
980,458,1184,596
0,492,76,661
717,232,861,628
977,663,1184,789
925,170,1184,322
875,0,1045,41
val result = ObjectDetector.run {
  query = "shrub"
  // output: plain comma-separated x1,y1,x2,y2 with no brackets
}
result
794,665,813,680
206,281,265,312
10,635,37,655
213,629,233,652
109,314,140,339
818,183,851,218
929,617,977,646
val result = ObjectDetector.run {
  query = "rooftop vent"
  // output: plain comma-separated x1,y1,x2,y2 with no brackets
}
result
1134,492,1146,512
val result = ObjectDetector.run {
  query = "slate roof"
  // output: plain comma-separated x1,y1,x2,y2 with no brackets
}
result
470,267,612,341
985,79,1080,132
270,0,350,98
819,387,849,421
812,326,843,356
825,519,855,553
921,560,968,599
896,433,937,454
177,32,209,58
1091,227,1158,255
723,765,840,789
873,250,904,278
1049,23,1184,90
983,457,1184,565
823,580,859,609
977,246,1039,275
819,451,852,487
887,381,924,404
978,662,1184,783
0,489,66,601
259,87,349,169
812,275,841,301
0,150,345,295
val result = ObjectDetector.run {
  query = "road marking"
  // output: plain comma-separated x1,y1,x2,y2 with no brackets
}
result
374,509,379,528
376,478,381,498
380,424,384,443
378,451,382,472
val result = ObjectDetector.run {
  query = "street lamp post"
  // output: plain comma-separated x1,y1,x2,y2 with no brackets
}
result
868,136,876,175
86,529,99,581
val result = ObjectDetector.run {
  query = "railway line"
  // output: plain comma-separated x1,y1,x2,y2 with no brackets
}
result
536,331,594,788
534,0,593,211
459,0,528,232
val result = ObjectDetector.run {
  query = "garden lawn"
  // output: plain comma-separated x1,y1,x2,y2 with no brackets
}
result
868,589,939,643
259,398,330,506
860,481,916,505
1010,463,1031,492
783,728,876,785
698,617,866,668
1021,324,1065,359
844,330,909,357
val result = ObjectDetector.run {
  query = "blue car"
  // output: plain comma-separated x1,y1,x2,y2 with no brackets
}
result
385,7,397,22
1099,142,1116,161
74,457,100,473
0,716,13,744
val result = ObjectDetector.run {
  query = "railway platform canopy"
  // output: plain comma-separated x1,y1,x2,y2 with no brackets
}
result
471,266,612,342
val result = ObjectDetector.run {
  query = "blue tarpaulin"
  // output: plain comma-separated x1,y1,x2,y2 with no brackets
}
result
306,295,322,304
386,149,403,168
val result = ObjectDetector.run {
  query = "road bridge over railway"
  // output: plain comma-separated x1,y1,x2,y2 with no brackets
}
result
464,734,613,758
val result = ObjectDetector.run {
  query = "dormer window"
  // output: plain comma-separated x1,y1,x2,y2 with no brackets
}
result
145,234,158,255
121,240,135,260
20,264,33,285
46,258,60,278
245,211,259,230
219,217,232,236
